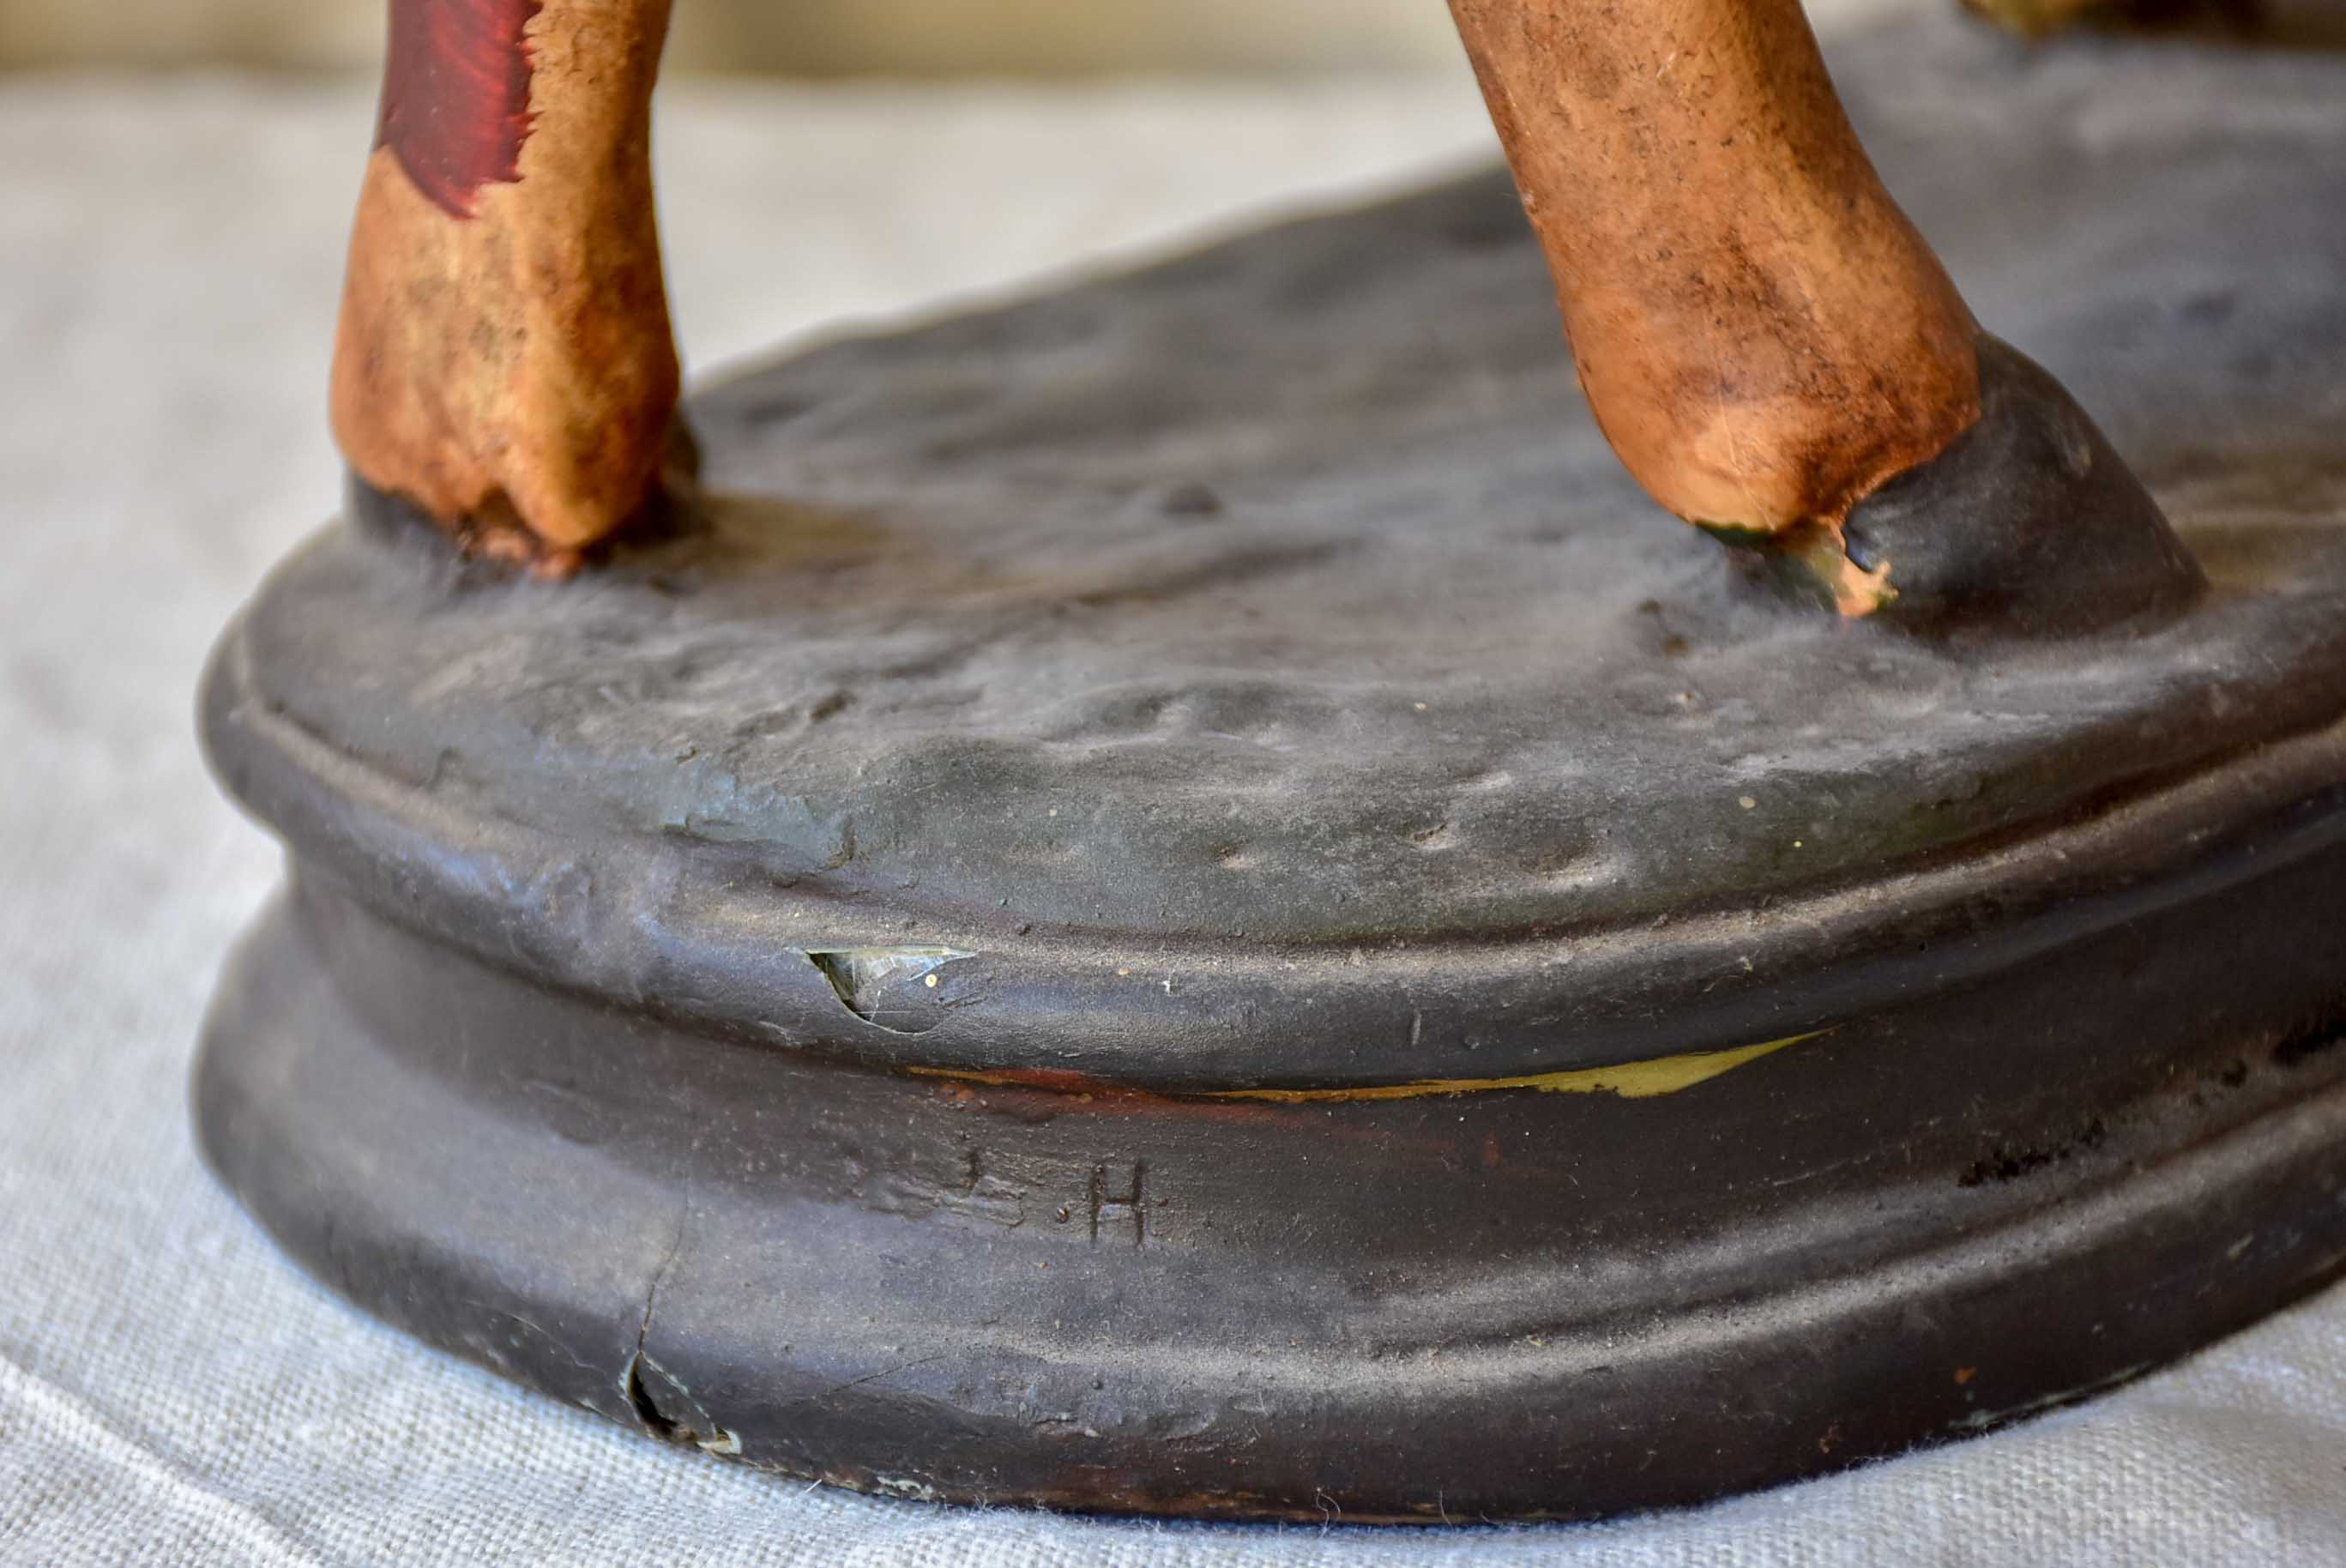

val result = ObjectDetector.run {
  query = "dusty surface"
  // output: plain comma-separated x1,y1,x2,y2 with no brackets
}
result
197,26,2346,1514
14,22,2346,1566
245,26,2346,961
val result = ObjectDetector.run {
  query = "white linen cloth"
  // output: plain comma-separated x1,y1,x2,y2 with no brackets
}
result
3,63,2343,1568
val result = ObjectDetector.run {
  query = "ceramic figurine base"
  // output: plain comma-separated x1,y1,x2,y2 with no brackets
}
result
196,21,2346,1522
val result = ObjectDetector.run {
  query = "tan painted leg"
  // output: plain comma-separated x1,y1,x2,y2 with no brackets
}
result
1448,0,1987,612
329,0,680,570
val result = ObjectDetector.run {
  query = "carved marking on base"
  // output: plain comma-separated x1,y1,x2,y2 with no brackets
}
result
1089,1161,1147,1247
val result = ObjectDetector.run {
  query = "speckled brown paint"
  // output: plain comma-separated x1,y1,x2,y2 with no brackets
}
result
1447,0,1983,588
331,0,679,558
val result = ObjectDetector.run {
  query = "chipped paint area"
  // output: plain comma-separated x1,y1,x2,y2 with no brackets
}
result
1951,1361,2151,1432
623,1348,741,1457
869,1475,949,1503
799,945,974,1031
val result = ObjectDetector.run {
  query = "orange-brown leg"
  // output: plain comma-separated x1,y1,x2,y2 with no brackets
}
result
330,0,680,571
1446,0,2200,626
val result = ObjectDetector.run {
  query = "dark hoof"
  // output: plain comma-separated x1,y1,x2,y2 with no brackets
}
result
1841,335,2205,636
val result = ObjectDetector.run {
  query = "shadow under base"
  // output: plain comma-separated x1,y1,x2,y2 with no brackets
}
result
196,18,2346,1523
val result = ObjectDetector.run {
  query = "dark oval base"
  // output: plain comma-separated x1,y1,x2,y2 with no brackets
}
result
195,19,2346,1523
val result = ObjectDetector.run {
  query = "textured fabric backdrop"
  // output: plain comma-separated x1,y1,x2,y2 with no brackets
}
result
4,60,2344,1568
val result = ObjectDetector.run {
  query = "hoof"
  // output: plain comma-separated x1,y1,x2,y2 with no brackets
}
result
1840,335,2205,636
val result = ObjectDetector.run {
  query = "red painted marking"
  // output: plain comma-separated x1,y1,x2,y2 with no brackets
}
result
376,0,544,219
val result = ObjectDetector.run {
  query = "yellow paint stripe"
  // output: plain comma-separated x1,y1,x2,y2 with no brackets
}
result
1207,1031,1823,1103
912,1030,1825,1105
